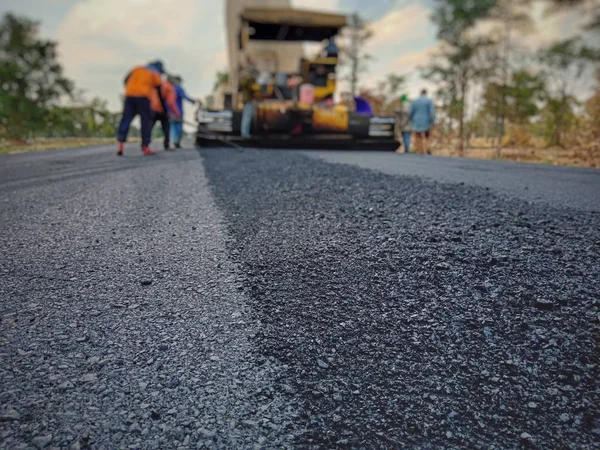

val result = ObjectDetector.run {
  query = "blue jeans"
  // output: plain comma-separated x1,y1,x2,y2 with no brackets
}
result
402,131,411,153
170,121,183,145
117,97,152,146
241,102,253,138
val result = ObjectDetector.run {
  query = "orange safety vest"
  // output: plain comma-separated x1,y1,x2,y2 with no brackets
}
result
124,66,162,99
150,81,180,116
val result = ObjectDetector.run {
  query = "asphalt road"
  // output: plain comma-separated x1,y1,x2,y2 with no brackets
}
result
303,151,600,212
1,145,598,449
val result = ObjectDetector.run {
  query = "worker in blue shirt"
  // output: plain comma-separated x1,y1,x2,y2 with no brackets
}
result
410,89,436,155
323,37,339,58
170,76,196,149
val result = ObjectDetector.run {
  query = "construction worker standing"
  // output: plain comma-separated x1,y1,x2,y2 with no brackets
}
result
410,89,436,155
170,76,196,149
150,78,181,150
322,37,339,58
239,69,256,139
117,60,165,156
395,94,412,154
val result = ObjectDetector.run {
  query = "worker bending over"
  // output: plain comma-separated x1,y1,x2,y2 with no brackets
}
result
170,76,196,149
117,60,165,156
150,77,181,150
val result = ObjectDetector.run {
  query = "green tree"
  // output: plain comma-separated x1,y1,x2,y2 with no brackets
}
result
385,74,406,98
431,0,497,43
506,70,546,124
480,0,534,152
204,94,215,109
423,0,496,154
539,97,576,147
0,13,74,139
537,39,591,146
483,70,546,126
543,0,600,66
43,94,115,138
375,73,407,114
583,76,600,144
213,70,230,92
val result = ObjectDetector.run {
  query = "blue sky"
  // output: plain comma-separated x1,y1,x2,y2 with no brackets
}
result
1,0,588,112
2,0,78,36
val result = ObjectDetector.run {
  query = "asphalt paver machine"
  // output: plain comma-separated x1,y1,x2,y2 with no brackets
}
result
196,6,399,149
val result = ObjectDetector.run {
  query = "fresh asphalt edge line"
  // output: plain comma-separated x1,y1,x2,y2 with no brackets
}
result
300,151,600,213
199,147,599,449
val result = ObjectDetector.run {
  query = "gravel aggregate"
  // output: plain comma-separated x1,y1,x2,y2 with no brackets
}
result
200,148,600,449
1,144,599,449
0,147,297,449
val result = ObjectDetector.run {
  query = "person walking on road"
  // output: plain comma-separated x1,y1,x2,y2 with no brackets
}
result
410,89,436,155
170,76,196,149
239,68,256,139
117,60,165,156
150,78,180,151
396,94,412,154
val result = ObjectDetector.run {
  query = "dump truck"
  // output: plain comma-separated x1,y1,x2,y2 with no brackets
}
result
196,2,399,149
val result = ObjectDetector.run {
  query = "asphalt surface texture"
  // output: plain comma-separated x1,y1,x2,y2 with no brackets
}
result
303,151,600,212
1,144,599,449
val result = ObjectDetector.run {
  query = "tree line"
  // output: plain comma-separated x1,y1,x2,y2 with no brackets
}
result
0,13,119,141
425,0,599,154
356,0,599,154
4,2,598,153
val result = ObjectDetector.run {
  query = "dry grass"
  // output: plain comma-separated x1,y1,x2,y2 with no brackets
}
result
0,137,129,155
430,138,600,168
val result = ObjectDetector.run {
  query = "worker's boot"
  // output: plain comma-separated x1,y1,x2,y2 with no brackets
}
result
117,142,124,156
142,146,157,156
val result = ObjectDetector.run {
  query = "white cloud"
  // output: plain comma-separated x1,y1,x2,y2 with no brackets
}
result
349,3,436,98
292,0,339,11
51,0,592,112
354,0,593,100
54,0,343,111
56,0,224,110
366,5,432,50
523,1,590,49
469,1,590,50
390,44,440,73
203,50,229,79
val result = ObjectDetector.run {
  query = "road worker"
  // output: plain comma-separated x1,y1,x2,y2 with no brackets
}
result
239,68,257,139
396,94,412,154
410,89,436,155
170,76,196,149
116,60,165,156
150,77,181,151
322,37,339,58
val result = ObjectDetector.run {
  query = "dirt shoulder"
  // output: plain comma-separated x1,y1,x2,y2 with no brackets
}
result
0,137,137,155
430,138,600,168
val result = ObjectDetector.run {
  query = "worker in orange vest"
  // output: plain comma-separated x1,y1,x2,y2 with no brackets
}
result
150,78,181,151
116,60,165,156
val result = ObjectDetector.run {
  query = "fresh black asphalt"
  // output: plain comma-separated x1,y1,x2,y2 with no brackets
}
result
303,151,600,212
1,144,598,449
